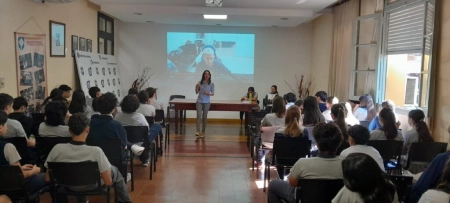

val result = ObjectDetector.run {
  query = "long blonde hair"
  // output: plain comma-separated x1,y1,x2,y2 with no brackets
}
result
284,106,303,137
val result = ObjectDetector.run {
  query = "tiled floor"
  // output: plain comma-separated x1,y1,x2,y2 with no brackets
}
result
40,122,270,203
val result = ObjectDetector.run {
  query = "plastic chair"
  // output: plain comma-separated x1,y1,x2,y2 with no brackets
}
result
252,126,281,172
295,179,344,203
31,113,45,137
35,137,72,167
86,138,129,190
248,111,268,154
47,162,116,203
389,175,413,203
367,140,403,174
263,138,311,192
405,142,448,171
0,165,50,202
4,137,30,165
124,126,156,181
155,109,170,150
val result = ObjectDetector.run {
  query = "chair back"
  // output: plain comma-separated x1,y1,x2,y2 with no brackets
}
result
86,137,123,167
272,138,311,166
296,179,344,203
359,121,371,129
47,162,102,190
251,111,268,130
35,137,72,165
155,109,166,124
4,137,28,164
261,126,281,143
406,142,448,169
124,126,149,145
31,113,45,136
367,140,403,161
145,116,155,125
389,175,413,203
0,165,28,198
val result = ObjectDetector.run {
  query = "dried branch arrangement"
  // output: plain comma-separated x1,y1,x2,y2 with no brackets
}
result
131,66,154,91
285,75,314,100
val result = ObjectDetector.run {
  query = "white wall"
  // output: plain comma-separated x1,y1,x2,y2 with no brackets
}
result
116,22,313,118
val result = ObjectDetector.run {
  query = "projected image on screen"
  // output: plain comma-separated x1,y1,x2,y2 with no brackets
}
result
167,32,255,81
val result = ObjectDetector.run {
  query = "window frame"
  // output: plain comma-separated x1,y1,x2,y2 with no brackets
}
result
98,12,114,55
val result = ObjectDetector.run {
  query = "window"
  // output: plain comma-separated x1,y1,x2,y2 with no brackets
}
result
382,0,435,115
349,0,436,116
98,12,114,55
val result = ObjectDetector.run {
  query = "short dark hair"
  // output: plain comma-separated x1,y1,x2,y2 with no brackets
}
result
313,122,343,153
0,93,14,111
96,93,118,114
348,125,370,145
137,90,149,104
45,101,68,126
294,100,303,107
284,92,296,103
0,111,8,126
68,113,90,136
128,88,139,95
88,87,101,98
146,87,157,98
120,95,140,113
13,97,28,110
59,84,72,92
315,91,328,102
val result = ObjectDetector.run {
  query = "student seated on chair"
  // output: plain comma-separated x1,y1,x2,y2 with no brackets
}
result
88,93,144,158
0,93,35,147
340,125,385,171
332,153,397,203
45,113,132,203
0,111,50,198
261,96,286,128
146,87,164,110
127,88,138,96
115,95,161,167
136,90,156,117
267,122,343,203
8,97,34,137
368,100,397,132
411,125,450,203
418,158,450,203
370,108,403,141
284,92,296,110
39,101,71,137
322,96,339,122
315,91,328,113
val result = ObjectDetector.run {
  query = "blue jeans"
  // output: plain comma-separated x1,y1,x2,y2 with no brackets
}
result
25,173,49,195
268,179,296,203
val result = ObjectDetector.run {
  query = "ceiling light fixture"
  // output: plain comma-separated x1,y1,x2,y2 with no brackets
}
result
281,18,289,20
146,21,153,23
203,14,227,20
295,0,307,4
134,13,142,15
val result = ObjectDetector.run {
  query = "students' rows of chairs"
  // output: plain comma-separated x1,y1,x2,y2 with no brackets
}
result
0,109,172,202
244,112,449,202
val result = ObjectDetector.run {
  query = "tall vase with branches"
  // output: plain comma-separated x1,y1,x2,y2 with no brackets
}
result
131,66,154,91
285,75,314,100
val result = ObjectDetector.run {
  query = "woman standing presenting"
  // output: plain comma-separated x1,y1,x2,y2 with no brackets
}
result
195,70,214,138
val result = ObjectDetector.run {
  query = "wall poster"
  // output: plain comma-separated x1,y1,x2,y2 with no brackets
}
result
15,32,47,113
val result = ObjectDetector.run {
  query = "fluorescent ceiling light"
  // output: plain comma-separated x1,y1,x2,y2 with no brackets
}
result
203,14,227,20
296,0,307,4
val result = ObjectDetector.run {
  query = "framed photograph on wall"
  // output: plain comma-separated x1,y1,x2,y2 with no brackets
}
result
87,39,92,52
49,21,66,57
79,37,86,51
72,35,78,57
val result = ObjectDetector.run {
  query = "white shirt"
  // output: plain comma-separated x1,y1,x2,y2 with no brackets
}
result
4,119,27,138
136,104,156,117
261,113,285,127
114,112,149,126
340,145,385,171
353,107,368,121
150,98,164,110
370,130,404,141
286,103,295,110
419,189,450,203
323,109,332,121
39,123,71,137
